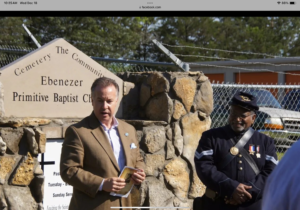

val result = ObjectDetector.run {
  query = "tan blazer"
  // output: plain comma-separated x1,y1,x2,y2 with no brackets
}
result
60,112,145,210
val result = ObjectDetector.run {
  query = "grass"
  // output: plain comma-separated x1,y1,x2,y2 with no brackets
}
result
276,152,285,161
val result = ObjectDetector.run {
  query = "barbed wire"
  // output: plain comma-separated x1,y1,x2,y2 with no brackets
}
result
211,83,300,88
175,54,300,67
1,42,300,76
162,42,300,59
188,62,300,76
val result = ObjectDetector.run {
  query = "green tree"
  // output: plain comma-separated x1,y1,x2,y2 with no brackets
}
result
28,17,149,58
0,17,33,46
152,17,218,62
152,17,300,62
1,17,300,64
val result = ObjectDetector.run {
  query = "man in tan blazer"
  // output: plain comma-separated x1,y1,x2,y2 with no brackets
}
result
60,77,145,210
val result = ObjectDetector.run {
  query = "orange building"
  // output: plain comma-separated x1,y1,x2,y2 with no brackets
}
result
190,58,300,85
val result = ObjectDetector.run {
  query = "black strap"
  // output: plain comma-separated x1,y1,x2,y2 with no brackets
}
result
218,128,255,169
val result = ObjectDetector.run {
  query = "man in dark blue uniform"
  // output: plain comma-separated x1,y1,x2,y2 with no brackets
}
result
194,91,278,210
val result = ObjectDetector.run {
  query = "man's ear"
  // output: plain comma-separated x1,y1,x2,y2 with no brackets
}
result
252,114,257,122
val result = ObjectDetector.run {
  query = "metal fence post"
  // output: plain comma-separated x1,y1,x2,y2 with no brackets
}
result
152,39,190,72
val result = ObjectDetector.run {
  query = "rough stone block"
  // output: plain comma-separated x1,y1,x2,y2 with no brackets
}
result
172,122,183,156
145,93,173,123
34,165,44,175
11,153,35,186
34,129,46,153
193,80,214,115
125,120,168,131
3,185,38,210
189,171,206,199
130,186,141,207
0,155,21,184
181,112,211,166
0,82,4,117
29,175,44,203
41,126,63,139
136,130,143,143
0,186,7,208
146,72,170,96
173,197,191,208
144,153,165,176
163,158,190,201
173,77,196,112
138,180,148,206
188,71,201,76
22,118,51,127
24,128,38,155
146,176,174,208
166,127,172,141
0,118,23,127
0,118,51,128
172,100,187,120
180,112,211,200
0,137,6,155
140,83,151,107
122,81,140,119
52,119,64,125
0,127,24,154
124,81,135,96
166,140,175,160
197,74,208,83
142,126,166,154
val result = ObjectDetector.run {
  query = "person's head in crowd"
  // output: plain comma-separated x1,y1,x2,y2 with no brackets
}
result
228,91,259,133
91,77,119,128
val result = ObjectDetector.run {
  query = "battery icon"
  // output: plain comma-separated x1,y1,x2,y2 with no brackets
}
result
290,1,295,4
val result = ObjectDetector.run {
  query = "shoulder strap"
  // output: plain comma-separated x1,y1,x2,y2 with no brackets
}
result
218,128,255,169
239,146,260,175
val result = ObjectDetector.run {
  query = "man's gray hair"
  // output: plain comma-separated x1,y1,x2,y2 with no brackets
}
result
91,77,119,97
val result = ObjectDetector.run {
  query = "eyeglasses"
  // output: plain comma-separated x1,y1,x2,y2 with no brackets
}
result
229,113,255,120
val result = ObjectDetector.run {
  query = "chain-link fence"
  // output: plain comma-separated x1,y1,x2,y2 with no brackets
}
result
0,45,178,73
0,45,35,68
211,83,300,155
3,45,300,156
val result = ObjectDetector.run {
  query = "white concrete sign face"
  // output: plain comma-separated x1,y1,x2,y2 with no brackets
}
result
38,139,72,210
0,38,123,118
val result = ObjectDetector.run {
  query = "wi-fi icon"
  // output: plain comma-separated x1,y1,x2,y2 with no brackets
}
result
277,1,281,3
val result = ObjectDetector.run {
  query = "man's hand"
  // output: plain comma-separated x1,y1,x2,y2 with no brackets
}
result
131,169,146,185
231,183,252,204
102,177,126,193
225,198,239,205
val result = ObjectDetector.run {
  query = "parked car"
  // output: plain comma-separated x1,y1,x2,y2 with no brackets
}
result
282,89,300,112
211,88,300,151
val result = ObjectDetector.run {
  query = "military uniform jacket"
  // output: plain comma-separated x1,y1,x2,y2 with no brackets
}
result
60,112,145,210
194,125,278,210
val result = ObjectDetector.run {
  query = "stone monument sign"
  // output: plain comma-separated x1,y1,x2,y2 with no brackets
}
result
0,38,123,118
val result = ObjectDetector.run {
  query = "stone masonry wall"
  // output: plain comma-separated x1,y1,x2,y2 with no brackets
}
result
0,71,213,210
118,71,214,209
0,117,80,210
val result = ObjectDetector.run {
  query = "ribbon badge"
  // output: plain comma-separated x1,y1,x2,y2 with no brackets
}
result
256,145,261,158
249,144,255,155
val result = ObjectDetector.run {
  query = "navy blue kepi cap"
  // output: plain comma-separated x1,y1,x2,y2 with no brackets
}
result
230,91,259,111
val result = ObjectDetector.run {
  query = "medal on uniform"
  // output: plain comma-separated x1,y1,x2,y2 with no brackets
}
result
256,145,261,158
249,144,255,155
230,147,239,156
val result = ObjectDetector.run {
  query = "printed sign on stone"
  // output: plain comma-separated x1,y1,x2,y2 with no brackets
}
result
0,38,123,118
38,139,73,210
